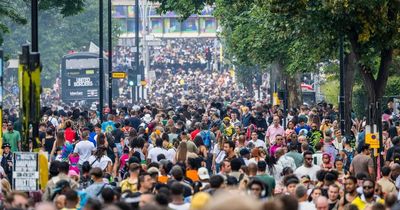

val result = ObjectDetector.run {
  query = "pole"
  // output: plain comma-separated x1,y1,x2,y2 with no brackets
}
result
339,35,345,134
135,0,140,102
99,0,104,122
108,0,113,113
0,49,3,150
31,0,38,52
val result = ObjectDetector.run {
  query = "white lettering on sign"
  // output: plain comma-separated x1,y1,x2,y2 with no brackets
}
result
13,152,39,191
73,77,93,87
70,91,84,96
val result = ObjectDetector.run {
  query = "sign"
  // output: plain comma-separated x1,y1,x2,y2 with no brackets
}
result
140,80,147,86
112,71,127,79
13,152,39,191
366,133,380,149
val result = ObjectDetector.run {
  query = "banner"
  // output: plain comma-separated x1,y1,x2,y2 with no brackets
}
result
13,152,39,191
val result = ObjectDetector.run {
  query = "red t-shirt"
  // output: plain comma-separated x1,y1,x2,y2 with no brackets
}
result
190,129,200,140
64,127,76,143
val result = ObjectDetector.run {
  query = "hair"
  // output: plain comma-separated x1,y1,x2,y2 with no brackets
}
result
193,136,204,147
90,167,103,178
230,158,242,171
82,130,90,139
295,184,308,199
363,178,375,187
315,142,323,151
170,182,184,196
278,194,299,210
96,132,106,146
64,189,79,203
176,142,188,163
346,175,357,184
55,130,66,148
381,166,391,176
58,161,70,174
209,175,224,188
155,138,163,147
224,140,235,150
129,163,141,173
101,188,115,204
303,150,313,157
1,179,11,195
131,137,145,149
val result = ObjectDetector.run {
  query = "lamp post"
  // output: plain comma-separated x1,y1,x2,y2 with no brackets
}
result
339,35,345,135
135,0,140,102
108,0,113,112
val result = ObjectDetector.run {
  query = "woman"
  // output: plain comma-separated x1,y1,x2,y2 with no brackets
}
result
334,158,348,184
42,127,55,153
50,130,67,162
175,141,188,164
249,148,262,164
321,153,333,171
88,146,112,173
285,121,296,138
131,137,146,162
308,187,322,204
212,134,226,173
63,120,76,144
194,136,208,167
283,175,299,195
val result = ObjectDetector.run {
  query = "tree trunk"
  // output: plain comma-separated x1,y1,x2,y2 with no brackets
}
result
343,50,357,136
286,73,303,109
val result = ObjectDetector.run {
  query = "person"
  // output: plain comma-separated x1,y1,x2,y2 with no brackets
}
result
85,167,111,199
308,122,323,148
223,140,237,161
296,184,316,210
168,182,190,210
269,134,284,158
265,116,285,145
248,132,266,149
102,115,116,133
62,189,79,210
42,161,79,201
64,120,77,144
295,151,321,182
276,148,297,171
120,163,140,193
1,143,13,182
147,138,167,163
376,166,397,196
321,153,333,171
316,196,329,210
5,191,29,210
351,178,384,210
87,146,112,173
328,184,340,210
42,127,56,153
73,129,95,167
256,161,276,196
350,144,374,179
3,122,21,152
247,178,268,199
286,142,304,168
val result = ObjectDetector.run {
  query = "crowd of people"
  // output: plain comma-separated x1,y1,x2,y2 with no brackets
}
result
0,93,400,210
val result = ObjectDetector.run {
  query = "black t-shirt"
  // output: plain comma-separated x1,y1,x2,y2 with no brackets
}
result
44,137,55,153
112,129,125,144
107,140,117,163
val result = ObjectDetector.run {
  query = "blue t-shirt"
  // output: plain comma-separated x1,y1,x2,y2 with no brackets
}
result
102,121,116,133
88,132,97,147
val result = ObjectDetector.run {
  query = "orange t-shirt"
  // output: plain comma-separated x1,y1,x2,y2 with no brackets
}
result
158,175,169,184
186,170,199,182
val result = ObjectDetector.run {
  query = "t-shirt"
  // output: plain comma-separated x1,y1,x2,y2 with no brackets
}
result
166,148,176,162
295,165,321,182
299,201,316,210
351,154,374,177
147,147,167,163
256,174,276,196
101,121,116,133
168,203,190,210
74,140,96,165
3,130,21,152
88,155,112,171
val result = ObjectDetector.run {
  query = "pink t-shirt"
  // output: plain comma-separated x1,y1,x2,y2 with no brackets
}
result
265,125,285,144
120,154,129,170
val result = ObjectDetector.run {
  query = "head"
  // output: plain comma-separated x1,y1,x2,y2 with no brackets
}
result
247,179,267,199
361,144,371,155
362,178,375,199
251,132,258,141
220,160,231,174
303,151,313,167
315,196,329,210
139,172,155,193
273,116,280,126
295,185,308,201
223,140,235,154
6,122,13,131
275,134,284,145
328,184,340,202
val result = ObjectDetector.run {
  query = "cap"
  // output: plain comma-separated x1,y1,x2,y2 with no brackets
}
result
2,143,11,149
68,170,79,177
197,167,210,180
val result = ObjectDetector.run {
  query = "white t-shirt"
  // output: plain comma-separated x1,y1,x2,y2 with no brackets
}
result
88,155,112,171
299,201,316,210
213,144,226,164
147,147,167,163
165,148,176,162
295,165,321,182
74,140,96,165
168,203,190,210
248,139,266,149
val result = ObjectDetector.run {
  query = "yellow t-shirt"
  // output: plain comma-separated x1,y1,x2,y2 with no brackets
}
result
120,178,138,193
351,196,384,210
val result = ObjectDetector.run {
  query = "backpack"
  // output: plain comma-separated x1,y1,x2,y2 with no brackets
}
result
201,130,211,148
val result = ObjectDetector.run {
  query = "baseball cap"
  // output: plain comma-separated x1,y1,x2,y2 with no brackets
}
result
198,167,210,180
190,192,211,210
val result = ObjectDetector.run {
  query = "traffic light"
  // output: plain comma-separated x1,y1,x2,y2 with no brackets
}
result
128,68,135,86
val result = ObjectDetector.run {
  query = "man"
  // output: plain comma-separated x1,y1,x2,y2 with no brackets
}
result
1,143,13,182
328,184,340,210
85,167,111,199
147,138,167,163
386,136,400,164
269,134,284,158
286,142,304,168
101,114,116,133
377,166,397,195
129,109,142,131
190,122,202,140
276,148,297,171
120,163,140,193
296,185,316,210
197,123,216,149
180,132,199,154
241,106,252,128
256,161,276,196
3,122,21,152
219,160,231,176
338,176,360,210
73,130,95,167
295,151,321,182
350,144,374,179
42,162,79,201
124,172,156,208
248,132,266,149
351,178,384,210
229,158,245,182
63,190,79,210
295,116,310,135
223,140,237,161
5,192,29,210
168,182,190,210
312,142,324,166
316,196,329,210
323,137,338,163
307,122,323,148
265,116,285,145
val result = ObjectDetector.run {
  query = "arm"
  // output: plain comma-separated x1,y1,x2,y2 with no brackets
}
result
349,162,354,175
49,141,57,162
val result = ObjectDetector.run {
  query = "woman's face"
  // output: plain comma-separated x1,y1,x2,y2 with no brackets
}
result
335,160,343,170
287,183,297,194
312,189,321,200
323,155,330,164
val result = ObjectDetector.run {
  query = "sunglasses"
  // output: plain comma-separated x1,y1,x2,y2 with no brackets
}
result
306,158,313,160
363,186,374,189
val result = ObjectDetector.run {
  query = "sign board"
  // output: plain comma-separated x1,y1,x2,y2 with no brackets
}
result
366,133,380,149
112,71,127,79
140,80,147,86
13,152,39,191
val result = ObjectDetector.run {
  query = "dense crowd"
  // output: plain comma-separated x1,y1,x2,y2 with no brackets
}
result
0,93,400,210
112,38,220,74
